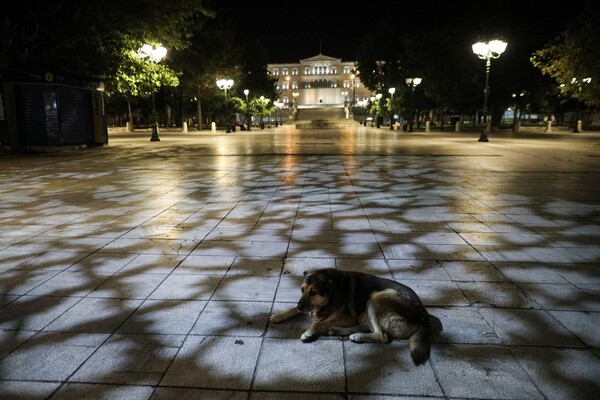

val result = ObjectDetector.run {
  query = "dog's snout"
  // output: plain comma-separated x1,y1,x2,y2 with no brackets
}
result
297,298,307,312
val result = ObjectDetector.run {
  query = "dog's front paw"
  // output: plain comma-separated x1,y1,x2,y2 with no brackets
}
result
300,331,318,343
269,313,286,323
349,333,364,343
328,327,339,336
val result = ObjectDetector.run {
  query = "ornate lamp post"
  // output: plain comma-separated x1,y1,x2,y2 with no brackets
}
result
243,89,251,131
273,101,283,126
357,99,367,126
138,44,167,141
472,39,507,142
405,77,422,132
259,96,270,129
388,87,396,130
350,74,356,106
216,78,234,133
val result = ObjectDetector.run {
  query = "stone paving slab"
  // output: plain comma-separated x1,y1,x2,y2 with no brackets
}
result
1,126,599,399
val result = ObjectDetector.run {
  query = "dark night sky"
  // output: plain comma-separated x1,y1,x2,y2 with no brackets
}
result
215,0,587,63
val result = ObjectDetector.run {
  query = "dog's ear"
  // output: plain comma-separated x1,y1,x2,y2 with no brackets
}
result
303,269,314,277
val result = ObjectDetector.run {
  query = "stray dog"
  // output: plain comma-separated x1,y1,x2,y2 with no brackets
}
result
269,268,443,365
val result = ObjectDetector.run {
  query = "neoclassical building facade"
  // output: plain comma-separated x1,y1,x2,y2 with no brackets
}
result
268,53,372,107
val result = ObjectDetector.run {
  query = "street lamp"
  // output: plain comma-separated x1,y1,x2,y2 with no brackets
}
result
243,89,251,131
286,76,291,104
259,96,270,129
405,77,422,132
388,87,396,130
216,78,234,133
472,39,508,142
274,101,285,126
137,44,167,141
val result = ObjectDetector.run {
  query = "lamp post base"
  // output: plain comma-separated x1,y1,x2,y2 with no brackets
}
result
150,124,160,141
478,129,489,142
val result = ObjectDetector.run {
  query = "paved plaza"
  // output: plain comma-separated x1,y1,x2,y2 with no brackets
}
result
1,121,599,399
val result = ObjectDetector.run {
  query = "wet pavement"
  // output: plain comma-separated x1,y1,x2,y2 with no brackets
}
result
1,123,599,399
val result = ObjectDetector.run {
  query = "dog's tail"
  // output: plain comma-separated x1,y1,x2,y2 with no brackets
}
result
409,314,442,366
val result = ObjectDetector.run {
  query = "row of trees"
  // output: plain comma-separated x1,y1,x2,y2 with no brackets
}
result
1,1,598,130
0,0,279,130
353,3,599,129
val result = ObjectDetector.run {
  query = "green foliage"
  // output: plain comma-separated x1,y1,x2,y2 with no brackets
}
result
229,97,246,114
110,45,179,98
368,98,382,117
252,97,274,119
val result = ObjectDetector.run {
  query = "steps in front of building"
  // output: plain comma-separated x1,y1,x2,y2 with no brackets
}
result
294,106,358,129
295,119,344,129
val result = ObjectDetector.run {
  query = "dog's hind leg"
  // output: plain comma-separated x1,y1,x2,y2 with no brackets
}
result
348,302,388,343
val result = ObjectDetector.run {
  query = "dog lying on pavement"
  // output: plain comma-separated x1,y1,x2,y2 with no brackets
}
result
269,268,443,365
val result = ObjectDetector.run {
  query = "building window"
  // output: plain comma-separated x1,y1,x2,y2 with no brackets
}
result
282,82,289,90
305,67,310,74
331,67,337,74
292,68,298,75
273,68,279,76
343,80,350,88
292,81,298,89
282,68,288,75
343,66,350,73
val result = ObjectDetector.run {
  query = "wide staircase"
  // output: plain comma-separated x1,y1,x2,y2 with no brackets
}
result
294,106,358,129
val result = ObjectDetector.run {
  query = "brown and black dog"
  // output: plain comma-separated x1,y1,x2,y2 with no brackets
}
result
269,268,442,365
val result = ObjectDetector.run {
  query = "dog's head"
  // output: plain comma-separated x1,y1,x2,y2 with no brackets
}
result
296,269,336,318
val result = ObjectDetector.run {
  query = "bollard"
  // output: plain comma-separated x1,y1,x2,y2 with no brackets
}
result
211,122,216,132
545,120,552,132
182,121,188,132
455,121,461,133
577,120,582,132
425,121,431,132
126,121,133,132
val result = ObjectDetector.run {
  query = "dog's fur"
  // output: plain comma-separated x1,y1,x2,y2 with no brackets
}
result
269,268,443,365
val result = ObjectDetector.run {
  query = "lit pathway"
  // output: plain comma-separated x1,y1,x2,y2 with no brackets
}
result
1,124,599,399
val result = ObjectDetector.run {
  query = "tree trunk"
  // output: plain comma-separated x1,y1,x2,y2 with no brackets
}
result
127,97,134,132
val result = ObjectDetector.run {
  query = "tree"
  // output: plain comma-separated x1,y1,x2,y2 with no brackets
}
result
234,40,279,102
109,42,179,130
531,4,600,108
0,0,213,79
253,97,273,129
170,12,241,129
355,21,404,95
